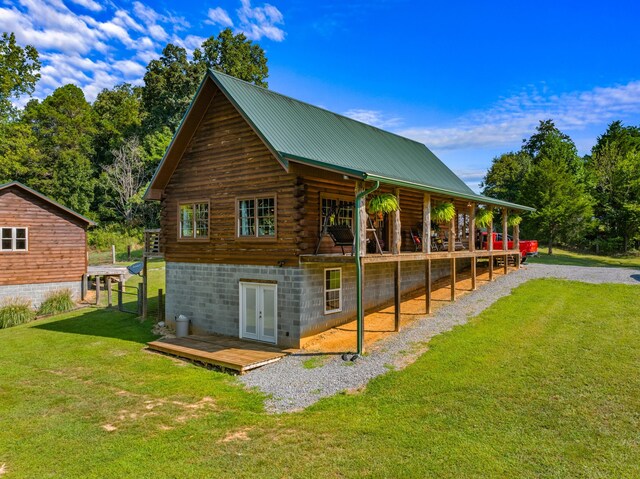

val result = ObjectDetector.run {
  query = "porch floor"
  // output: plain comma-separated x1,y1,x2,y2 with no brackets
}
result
147,335,289,373
300,262,517,353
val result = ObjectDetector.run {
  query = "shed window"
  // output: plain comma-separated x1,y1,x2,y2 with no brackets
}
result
1,227,28,252
238,197,276,238
321,198,353,230
324,268,342,314
179,202,209,239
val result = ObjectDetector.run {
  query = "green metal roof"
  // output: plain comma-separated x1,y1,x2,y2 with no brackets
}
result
210,70,533,212
146,69,533,211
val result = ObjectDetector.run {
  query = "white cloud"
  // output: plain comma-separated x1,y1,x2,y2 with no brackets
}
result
67,0,102,12
343,109,402,129
148,24,168,41
206,7,234,27
398,81,640,151
174,34,207,52
237,0,285,41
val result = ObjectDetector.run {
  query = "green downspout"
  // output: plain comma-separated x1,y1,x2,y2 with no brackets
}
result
354,180,380,356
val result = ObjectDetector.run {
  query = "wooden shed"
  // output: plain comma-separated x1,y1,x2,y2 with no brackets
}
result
145,70,533,350
0,182,94,308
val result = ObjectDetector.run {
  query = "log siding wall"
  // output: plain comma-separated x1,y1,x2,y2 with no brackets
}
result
160,89,300,266
0,187,87,286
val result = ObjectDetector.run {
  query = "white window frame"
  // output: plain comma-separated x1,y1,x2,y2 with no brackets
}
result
324,267,342,314
0,227,28,252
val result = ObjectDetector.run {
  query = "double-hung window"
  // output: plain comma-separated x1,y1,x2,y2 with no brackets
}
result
321,197,353,230
324,268,342,314
179,202,209,239
1,227,28,252
237,197,276,238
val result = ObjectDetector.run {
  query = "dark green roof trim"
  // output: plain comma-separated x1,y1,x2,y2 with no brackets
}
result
364,174,536,212
0,181,96,225
282,153,367,179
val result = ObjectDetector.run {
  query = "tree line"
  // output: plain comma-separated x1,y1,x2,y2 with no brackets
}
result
0,29,268,230
2,31,638,254
482,119,640,254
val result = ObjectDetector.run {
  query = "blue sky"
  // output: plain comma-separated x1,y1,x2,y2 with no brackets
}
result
3,0,640,191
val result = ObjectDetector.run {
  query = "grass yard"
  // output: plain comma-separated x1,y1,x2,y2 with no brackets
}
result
1,279,639,478
529,247,640,269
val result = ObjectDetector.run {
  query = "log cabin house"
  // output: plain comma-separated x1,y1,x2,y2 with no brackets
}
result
145,70,533,351
0,182,94,308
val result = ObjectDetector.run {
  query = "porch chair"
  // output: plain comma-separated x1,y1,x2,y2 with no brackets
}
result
327,224,355,255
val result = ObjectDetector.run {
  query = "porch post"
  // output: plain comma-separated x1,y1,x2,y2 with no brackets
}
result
450,257,456,301
355,181,380,356
422,193,431,253
488,211,494,281
514,223,521,268
471,256,477,290
488,213,494,252
394,261,401,331
392,188,401,255
425,259,432,314
502,208,509,274
502,208,508,252
448,208,456,253
469,203,476,252
356,182,368,257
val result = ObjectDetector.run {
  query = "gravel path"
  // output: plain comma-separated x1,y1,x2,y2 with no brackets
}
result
240,263,640,413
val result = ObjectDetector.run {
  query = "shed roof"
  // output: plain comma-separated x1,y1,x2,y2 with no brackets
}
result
0,181,96,226
146,70,534,212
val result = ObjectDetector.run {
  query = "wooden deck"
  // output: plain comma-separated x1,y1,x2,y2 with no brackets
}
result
147,335,289,373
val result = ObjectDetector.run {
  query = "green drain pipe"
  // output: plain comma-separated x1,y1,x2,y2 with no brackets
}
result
354,180,379,356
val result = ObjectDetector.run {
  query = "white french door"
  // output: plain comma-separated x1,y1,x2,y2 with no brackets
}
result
239,282,277,344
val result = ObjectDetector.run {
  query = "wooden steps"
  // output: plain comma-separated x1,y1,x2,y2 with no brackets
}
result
148,335,288,374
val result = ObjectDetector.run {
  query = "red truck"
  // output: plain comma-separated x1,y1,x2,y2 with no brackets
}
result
479,232,538,261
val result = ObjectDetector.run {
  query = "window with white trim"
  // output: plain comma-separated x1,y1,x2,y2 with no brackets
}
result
179,202,209,239
324,268,342,314
1,227,28,252
237,197,276,237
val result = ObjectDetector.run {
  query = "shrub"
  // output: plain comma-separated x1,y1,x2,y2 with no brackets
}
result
88,224,143,251
38,289,75,316
0,298,36,329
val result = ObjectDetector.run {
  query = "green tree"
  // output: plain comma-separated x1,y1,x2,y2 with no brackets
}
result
481,151,531,204
23,85,96,214
520,121,593,253
587,121,640,252
142,30,269,133
199,28,268,87
141,44,203,133
92,83,144,167
0,32,40,120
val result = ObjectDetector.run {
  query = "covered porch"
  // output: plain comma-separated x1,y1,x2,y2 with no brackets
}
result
307,179,528,355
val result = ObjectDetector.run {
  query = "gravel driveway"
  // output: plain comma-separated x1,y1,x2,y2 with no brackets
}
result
240,263,640,413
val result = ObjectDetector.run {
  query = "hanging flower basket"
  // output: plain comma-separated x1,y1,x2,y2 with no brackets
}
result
431,202,455,223
507,214,522,227
367,193,400,216
475,208,494,228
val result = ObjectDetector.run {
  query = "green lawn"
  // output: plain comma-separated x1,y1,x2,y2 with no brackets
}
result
529,247,640,269
1,279,639,478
